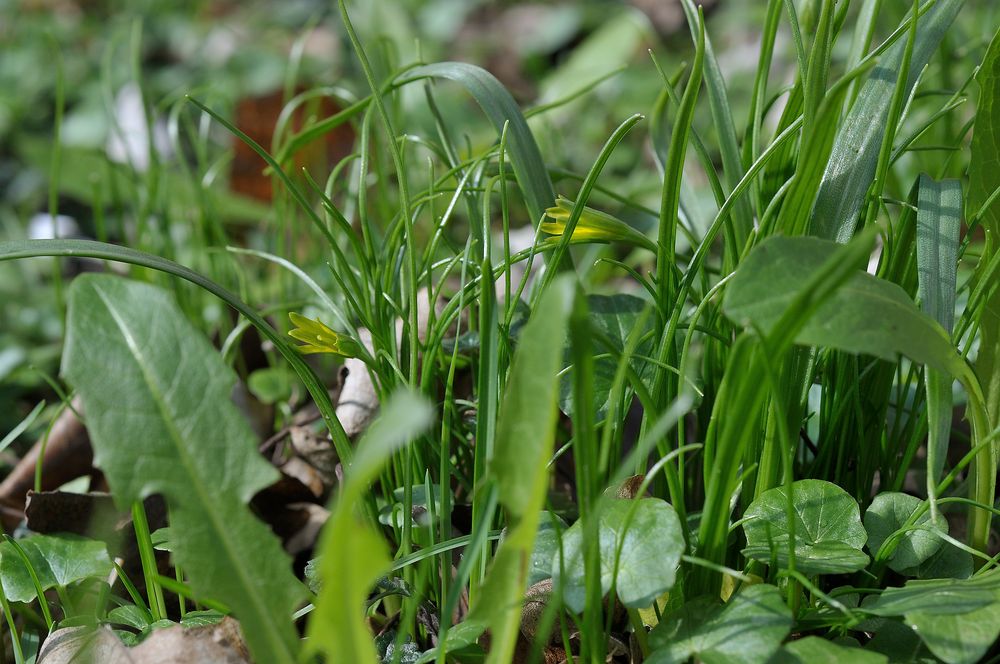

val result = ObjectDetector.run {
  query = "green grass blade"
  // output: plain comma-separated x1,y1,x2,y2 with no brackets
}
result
810,0,964,242
969,26,1000,425
916,175,962,522
680,0,752,247
401,62,555,225
62,275,303,664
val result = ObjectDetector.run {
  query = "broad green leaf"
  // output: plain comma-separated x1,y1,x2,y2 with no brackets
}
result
647,584,792,664
742,480,869,575
537,10,648,107
106,605,150,630
723,235,965,377
865,570,1000,663
62,274,303,664
864,492,944,573
247,366,294,405
865,619,935,663
307,391,434,664
559,294,652,418
865,570,1000,616
553,498,684,613
772,636,888,664
901,541,973,580
0,534,111,603
810,0,964,242
0,239,348,465
528,512,566,585
916,176,962,517
402,62,555,224
906,600,1000,664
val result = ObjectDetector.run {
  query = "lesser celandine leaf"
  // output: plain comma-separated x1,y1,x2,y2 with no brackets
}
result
865,570,1000,616
646,584,792,664
864,492,944,573
742,480,869,575
307,391,434,664
558,293,653,418
0,534,111,604
553,498,683,613
772,637,887,664
864,571,1000,664
905,601,1000,664
723,235,965,378
62,274,303,664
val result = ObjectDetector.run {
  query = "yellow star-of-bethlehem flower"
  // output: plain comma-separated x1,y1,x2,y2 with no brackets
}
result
287,312,361,357
541,196,657,252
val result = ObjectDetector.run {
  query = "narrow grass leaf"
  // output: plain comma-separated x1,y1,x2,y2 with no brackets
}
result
969,27,1000,430
810,0,964,242
916,176,962,518
431,276,573,663
62,274,303,664
402,62,555,224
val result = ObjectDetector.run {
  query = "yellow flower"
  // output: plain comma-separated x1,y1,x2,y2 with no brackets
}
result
287,312,361,357
541,196,656,252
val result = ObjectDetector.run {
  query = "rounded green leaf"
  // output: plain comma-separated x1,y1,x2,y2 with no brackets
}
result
864,492,944,573
865,570,1000,617
0,534,112,603
647,584,792,664
772,637,887,664
553,498,684,612
742,479,869,575
528,512,566,585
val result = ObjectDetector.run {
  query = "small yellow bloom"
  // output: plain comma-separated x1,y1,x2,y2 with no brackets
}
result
541,196,656,252
288,312,360,357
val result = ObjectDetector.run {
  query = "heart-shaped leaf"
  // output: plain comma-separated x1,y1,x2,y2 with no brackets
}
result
865,570,1000,616
772,637,887,664
742,480,869,575
0,534,111,603
646,584,792,664
905,601,1000,664
528,512,566,585
864,492,944,573
554,498,684,613
559,294,653,418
